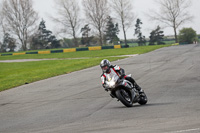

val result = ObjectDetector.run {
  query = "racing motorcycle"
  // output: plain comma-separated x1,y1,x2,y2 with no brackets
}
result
106,74,148,107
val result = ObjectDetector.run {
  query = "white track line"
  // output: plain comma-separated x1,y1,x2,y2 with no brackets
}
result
167,128,200,133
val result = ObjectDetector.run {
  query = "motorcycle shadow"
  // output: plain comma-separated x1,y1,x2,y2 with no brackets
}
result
111,102,174,109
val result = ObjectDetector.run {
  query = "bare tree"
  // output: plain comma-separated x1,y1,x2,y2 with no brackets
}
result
111,0,136,46
0,3,6,42
1,0,38,51
0,14,8,52
82,0,109,46
149,0,193,43
53,0,81,47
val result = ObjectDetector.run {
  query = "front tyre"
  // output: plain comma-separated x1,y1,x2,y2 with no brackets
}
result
115,89,133,107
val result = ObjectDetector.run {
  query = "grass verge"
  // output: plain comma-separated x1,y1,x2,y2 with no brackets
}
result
0,57,125,91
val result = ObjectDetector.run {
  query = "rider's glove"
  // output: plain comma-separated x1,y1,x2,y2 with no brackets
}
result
119,74,125,79
105,88,109,91
103,83,109,91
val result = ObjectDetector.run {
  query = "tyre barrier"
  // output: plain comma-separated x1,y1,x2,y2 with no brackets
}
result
0,45,125,56
172,43,179,46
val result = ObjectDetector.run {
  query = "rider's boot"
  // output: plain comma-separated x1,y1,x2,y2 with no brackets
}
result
125,76,144,94
134,83,144,94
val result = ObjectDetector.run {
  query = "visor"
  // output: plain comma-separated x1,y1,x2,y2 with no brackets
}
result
102,66,108,70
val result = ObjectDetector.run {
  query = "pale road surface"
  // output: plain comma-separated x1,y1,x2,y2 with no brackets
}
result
0,44,200,133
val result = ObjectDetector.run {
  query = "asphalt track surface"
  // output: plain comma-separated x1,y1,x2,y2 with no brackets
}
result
0,44,200,133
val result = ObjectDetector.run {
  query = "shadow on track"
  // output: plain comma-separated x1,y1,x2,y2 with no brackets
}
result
110,102,174,109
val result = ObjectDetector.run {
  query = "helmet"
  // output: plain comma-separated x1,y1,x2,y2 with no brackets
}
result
100,59,111,73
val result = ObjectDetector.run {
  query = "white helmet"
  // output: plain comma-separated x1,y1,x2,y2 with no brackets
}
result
100,59,111,73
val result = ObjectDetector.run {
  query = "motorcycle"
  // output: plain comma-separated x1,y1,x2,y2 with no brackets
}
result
106,74,148,107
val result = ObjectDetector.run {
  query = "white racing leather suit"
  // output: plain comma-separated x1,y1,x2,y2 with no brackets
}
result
101,65,121,89
101,65,142,92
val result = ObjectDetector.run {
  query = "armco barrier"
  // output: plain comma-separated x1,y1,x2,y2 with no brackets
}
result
0,45,125,56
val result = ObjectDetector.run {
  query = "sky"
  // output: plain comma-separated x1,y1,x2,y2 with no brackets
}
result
1,0,200,40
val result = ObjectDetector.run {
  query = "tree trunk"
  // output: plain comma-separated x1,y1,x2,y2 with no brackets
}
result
73,28,78,47
99,27,103,46
173,26,178,43
122,22,127,46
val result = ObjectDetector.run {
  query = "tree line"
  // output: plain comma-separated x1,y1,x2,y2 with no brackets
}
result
0,0,197,52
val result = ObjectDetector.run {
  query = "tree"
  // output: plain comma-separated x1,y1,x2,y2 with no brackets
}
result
104,16,120,44
81,24,93,46
83,0,109,46
60,38,73,48
111,0,136,46
49,35,60,49
39,20,53,48
31,20,52,49
178,28,197,44
5,33,16,52
31,20,60,49
149,30,156,45
0,33,16,52
0,36,7,52
53,0,81,47
1,0,39,51
0,10,6,42
149,0,193,43
149,26,165,45
134,19,146,46
0,42,2,52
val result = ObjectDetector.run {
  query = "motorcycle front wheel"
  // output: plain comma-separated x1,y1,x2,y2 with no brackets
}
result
115,89,133,107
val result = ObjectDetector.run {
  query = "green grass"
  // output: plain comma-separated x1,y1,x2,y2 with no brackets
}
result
0,44,172,91
124,41,175,47
0,57,125,91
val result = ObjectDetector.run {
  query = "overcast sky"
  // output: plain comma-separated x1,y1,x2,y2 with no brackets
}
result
2,0,200,39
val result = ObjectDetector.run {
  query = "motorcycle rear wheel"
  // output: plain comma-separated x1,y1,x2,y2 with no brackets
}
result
115,89,133,107
138,92,148,105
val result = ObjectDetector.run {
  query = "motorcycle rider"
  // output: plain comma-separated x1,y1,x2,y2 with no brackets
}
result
100,59,144,94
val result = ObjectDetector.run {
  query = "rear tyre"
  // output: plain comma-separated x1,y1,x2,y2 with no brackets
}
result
115,89,133,107
138,92,148,105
